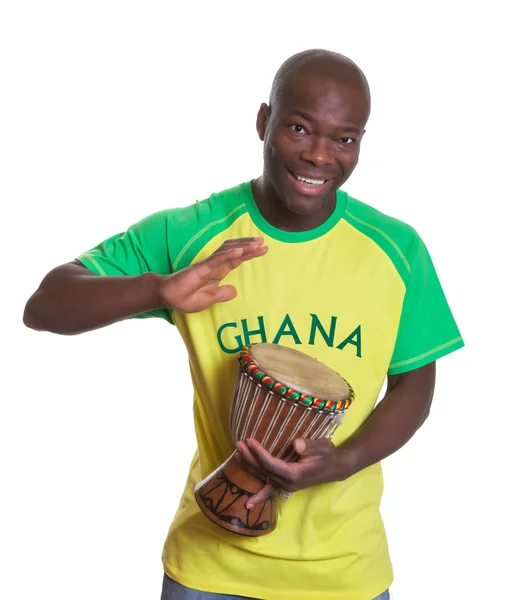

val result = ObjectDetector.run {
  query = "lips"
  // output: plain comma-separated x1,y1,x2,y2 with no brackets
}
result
293,173,327,186
286,170,333,195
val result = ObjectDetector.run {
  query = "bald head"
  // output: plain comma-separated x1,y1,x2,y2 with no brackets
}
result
269,49,370,111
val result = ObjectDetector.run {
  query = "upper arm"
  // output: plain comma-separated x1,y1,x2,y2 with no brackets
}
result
76,211,174,279
71,259,87,268
386,361,436,400
385,361,436,424
37,259,98,289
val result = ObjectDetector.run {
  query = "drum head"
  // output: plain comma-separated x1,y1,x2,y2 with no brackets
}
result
249,343,350,401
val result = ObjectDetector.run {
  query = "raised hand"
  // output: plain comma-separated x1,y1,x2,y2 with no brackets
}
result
159,237,268,314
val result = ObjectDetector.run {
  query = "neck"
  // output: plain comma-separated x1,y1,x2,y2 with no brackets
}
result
251,176,337,232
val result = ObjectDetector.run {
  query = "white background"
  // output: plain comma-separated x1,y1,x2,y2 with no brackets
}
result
1,1,512,599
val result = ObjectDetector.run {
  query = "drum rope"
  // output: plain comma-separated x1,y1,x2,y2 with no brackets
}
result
244,386,273,441
233,374,253,439
261,398,288,450
267,404,296,455
275,408,310,459
229,374,243,434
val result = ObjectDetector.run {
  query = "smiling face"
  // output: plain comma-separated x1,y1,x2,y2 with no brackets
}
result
256,70,370,223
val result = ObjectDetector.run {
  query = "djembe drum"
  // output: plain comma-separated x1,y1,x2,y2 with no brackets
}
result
194,343,354,537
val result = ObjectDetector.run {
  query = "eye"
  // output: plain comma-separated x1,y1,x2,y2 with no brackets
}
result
339,137,356,145
290,124,307,134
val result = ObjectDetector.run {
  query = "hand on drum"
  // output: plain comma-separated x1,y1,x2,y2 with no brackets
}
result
159,237,268,314
235,437,339,508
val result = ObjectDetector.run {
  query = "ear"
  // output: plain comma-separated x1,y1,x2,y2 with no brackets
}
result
256,103,271,141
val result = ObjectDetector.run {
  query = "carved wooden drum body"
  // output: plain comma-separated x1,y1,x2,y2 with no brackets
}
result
194,343,354,537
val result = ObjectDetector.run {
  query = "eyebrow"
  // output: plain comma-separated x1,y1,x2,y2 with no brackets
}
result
291,110,315,122
289,111,362,134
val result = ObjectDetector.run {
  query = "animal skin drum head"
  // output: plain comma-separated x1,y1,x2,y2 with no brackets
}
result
250,343,350,402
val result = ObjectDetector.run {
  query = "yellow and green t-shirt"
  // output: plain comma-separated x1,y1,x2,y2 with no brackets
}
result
78,181,463,600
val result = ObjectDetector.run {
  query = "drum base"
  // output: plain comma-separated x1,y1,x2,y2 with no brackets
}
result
194,451,277,536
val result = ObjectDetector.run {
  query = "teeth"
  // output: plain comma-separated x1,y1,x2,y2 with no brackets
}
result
294,174,326,186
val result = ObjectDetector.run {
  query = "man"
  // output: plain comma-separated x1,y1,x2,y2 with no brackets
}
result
24,49,463,600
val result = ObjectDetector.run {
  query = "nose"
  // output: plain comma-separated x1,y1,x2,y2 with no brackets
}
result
300,136,335,167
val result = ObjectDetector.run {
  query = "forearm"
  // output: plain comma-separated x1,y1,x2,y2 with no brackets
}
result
23,239,267,336
333,362,436,480
23,263,164,335
236,364,437,502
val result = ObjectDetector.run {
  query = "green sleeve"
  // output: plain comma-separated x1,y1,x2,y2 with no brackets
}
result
388,236,464,374
75,184,251,324
77,210,174,323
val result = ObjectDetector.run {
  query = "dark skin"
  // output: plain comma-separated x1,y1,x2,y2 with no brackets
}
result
253,69,370,231
23,239,268,335
23,54,435,509
237,363,435,507
236,59,435,506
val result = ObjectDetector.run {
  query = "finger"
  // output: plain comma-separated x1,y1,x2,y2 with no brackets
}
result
247,481,277,509
231,243,268,259
245,439,297,481
236,444,287,487
236,445,283,502
220,237,264,247
217,238,267,259
215,239,263,256
225,245,268,270
213,284,237,303
200,244,267,275
221,247,267,272
222,243,268,264
293,437,334,457
194,249,244,279
234,451,268,481
206,247,244,266
236,441,265,474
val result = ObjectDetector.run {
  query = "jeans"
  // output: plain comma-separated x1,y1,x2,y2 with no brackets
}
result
161,573,390,600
